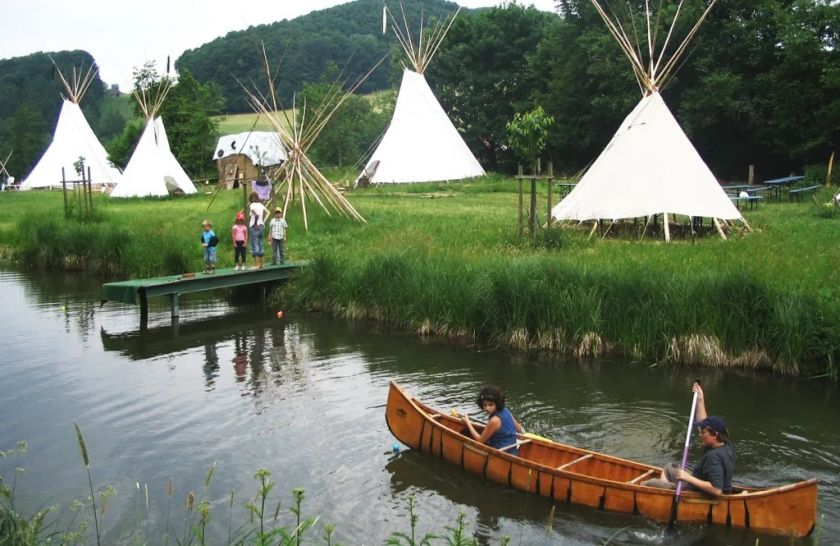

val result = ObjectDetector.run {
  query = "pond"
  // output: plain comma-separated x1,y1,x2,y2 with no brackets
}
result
0,269,837,545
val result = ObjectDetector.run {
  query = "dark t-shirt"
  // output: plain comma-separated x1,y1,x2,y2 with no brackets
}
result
693,443,735,493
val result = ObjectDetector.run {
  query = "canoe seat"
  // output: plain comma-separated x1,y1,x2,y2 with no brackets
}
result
428,413,442,419
628,470,656,484
557,453,593,471
499,439,531,452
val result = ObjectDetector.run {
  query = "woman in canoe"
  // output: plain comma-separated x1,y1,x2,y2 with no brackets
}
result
460,386,524,455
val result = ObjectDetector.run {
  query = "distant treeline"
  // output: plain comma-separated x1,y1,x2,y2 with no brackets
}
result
176,0,839,178
2,0,837,181
176,0,460,113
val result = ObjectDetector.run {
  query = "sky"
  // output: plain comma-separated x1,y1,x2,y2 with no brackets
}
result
1,0,558,92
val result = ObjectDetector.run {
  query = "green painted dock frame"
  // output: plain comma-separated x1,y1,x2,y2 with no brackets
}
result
101,263,303,327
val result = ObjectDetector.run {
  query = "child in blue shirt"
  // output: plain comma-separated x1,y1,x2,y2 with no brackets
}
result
201,220,219,274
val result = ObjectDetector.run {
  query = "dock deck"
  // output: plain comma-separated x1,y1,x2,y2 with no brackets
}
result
101,262,304,325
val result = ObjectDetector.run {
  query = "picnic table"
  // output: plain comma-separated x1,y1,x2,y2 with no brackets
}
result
730,195,764,211
762,175,805,200
555,182,577,197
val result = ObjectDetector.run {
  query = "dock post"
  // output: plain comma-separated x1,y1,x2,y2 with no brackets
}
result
171,293,180,322
139,290,149,331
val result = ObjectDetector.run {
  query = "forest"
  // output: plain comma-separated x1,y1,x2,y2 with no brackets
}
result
1,0,837,181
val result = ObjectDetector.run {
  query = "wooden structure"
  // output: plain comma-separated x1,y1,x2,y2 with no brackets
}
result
386,382,818,538
101,263,303,328
515,160,554,238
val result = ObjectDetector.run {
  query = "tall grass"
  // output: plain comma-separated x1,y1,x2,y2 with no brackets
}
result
287,250,839,377
1,181,838,376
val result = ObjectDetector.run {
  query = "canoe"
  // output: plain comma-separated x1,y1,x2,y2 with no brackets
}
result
385,381,818,538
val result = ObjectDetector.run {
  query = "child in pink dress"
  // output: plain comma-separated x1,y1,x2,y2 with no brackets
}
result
231,211,249,271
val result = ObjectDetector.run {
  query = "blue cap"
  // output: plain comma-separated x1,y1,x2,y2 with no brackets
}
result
695,416,727,433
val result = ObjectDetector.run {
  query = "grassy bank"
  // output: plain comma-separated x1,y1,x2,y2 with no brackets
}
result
0,180,837,377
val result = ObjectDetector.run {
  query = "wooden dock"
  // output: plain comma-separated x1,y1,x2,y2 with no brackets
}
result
101,263,304,326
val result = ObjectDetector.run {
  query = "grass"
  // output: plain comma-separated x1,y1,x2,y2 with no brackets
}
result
0,179,838,376
214,90,394,135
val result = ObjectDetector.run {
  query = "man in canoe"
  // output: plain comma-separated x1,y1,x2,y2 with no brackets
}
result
643,383,735,496
460,386,524,455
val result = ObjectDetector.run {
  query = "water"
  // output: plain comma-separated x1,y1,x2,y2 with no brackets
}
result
0,269,837,545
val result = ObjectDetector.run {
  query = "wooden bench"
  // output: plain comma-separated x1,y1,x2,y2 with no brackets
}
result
789,185,821,202
557,453,593,471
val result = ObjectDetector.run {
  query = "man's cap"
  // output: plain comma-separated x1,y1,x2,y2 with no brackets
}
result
274,207,282,213
696,416,727,433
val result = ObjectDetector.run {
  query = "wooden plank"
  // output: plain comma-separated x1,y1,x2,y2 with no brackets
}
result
628,469,655,484
557,453,593,471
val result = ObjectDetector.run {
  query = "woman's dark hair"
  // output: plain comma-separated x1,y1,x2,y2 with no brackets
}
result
476,386,505,411
248,191,259,203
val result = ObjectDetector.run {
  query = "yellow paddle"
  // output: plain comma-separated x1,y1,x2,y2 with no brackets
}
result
449,408,550,442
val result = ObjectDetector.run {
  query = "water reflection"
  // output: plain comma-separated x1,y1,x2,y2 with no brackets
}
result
1,269,837,545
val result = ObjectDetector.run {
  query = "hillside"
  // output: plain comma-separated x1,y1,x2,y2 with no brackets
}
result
176,0,463,113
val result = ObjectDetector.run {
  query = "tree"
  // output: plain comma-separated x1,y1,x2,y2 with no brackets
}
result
159,68,225,177
425,4,557,171
5,104,49,177
506,106,554,171
109,64,224,177
301,64,393,167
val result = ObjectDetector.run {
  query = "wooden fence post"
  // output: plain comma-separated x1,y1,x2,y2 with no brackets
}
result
518,164,524,239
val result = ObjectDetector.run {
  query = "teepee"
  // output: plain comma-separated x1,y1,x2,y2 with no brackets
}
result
358,4,485,185
111,80,197,198
551,0,744,241
240,46,380,230
22,64,122,190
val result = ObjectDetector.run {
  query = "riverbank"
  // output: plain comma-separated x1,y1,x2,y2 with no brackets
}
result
0,180,837,377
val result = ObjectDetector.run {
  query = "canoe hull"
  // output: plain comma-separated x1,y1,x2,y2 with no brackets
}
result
385,381,817,538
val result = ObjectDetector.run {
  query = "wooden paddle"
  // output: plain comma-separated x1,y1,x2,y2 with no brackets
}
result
668,386,700,532
449,408,549,442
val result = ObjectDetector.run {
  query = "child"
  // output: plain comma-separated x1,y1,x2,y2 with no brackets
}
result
248,191,268,269
269,207,288,265
200,219,219,274
460,386,524,456
231,211,248,271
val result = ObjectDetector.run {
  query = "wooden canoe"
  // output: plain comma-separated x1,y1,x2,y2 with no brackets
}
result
385,381,818,538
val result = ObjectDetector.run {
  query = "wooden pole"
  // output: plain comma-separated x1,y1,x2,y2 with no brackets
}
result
61,168,68,218
663,212,671,243
827,152,835,187
87,166,93,215
517,165,524,239
713,217,727,240
530,177,537,238
748,164,755,186
547,161,553,229
242,178,248,211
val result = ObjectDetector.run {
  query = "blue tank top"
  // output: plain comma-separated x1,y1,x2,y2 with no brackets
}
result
487,407,518,455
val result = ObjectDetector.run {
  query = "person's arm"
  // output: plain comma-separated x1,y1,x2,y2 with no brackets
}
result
461,415,501,445
232,227,236,247
513,416,524,434
694,382,707,423
675,467,723,497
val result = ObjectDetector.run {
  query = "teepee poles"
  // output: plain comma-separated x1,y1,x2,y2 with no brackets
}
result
386,2,461,74
51,58,97,104
239,44,384,230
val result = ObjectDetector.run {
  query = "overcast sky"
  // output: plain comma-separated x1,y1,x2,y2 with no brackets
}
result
1,0,558,91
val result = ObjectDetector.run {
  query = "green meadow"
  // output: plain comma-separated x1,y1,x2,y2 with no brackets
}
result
0,178,837,377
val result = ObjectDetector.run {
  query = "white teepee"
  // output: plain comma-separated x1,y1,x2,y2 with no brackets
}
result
551,0,744,240
111,81,196,198
359,5,484,184
22,65,122,190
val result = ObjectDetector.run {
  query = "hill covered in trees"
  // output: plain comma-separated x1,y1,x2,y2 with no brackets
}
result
176,0,462,113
